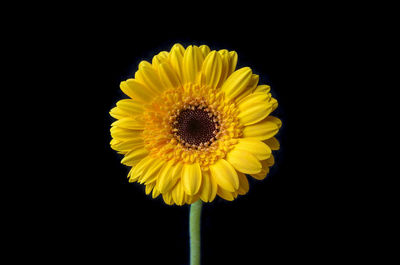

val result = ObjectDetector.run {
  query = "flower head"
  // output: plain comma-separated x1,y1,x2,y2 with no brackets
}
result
110,44,281,205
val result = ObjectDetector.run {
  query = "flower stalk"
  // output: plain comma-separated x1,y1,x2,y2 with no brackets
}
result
190,200,202,265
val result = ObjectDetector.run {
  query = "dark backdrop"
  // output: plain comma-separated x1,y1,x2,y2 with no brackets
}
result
11,9,357,265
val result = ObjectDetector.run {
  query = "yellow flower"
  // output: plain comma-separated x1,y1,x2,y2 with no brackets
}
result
110,43,281,205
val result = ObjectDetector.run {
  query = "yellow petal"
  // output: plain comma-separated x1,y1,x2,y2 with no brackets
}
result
237,92,270,110
226,148,261,174
228,51,238,76
208,172,218,202
239,103,272,126
236,138,272,160
171,162,184,181
250,157,273,180
159,62,181,89
110,127,143,141
267,115,282,128
254,84,271,94
162,191,174,205
265,154,275,167
121,148,149,166
152,185,161,199
186,195,200,205
169,44,185,82
182,163,202,195
242,116,280,140
145,182,156,195
110,138,144,153
237,172,249,195
209,159,239,192
202,51,222,89
170,43,185,54
152,51,169,69
235,74,259,103
172,180,185,206
111,117,144,130
217,50,230,87
110,106,130,119
129,156,156,182
139,158,165,184
199,170,217,202
127,167,137,182
199,171,211,202
135,63,165,94
199,45,211,57
264,137,280,150
120,79,156,103
116,99,144,115
221,67,252,101
158,160,178,193
217,186,235,201
182,45,204,84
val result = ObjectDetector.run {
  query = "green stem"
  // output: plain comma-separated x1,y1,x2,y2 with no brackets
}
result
189,200,202,265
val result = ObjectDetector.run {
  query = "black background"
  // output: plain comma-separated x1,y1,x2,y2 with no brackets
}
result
7,6,365,265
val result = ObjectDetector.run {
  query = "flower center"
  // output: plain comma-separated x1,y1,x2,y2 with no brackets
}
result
172,106,220,148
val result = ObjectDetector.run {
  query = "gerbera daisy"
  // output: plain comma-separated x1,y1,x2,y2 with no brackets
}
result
110,43,281,205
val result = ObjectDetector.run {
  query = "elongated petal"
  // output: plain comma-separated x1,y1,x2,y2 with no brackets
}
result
109,106,130,119
182,45,204,84
110,127,143,141
199,45,211,57
169,45,184,82
228,51,238,75
129,156,156,182
162,191,174,205
217,186,235,201
111,117,144,130
120,79,155,102
171,162,184,182
182,163,202,195
221,67,252,101
237,92,270,110
217,50,230,87
135,64,165,94
250,158,272,180
116,99,144,115
199,170,211,202
121,148,149,166
145,182,156,195
236,138,272,160
157,160,176,193
202,51,222,89
110,138,144,153
237,172,249,195
139,158,165,184
238,102,272,126
199,170,217,202
267,116,282,128
226,148,261,174
172,180,185,206
264,137,280,150
235,74,260,103
270,97,278,111
152,51,169,69
209,159,239,192
170,43,185,55
159,62,181,89
254,84,271,94
242,116,280,140
152,185,161,199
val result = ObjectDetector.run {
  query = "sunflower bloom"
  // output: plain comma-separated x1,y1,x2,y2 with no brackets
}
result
110,44,281,205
